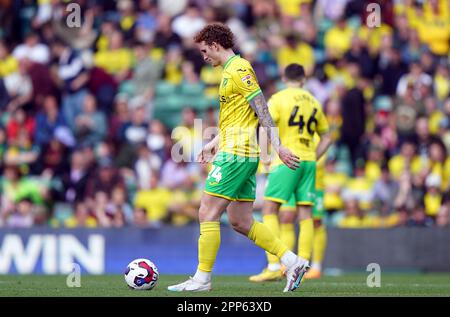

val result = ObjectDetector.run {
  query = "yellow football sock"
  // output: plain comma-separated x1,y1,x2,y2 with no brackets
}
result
197,221,221,273
280,223,296,252
313,224,327,264
262,214,280,265
298,218,314,261
248,220,288,259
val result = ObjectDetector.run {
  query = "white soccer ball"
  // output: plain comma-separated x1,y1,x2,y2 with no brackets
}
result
124,258,159,290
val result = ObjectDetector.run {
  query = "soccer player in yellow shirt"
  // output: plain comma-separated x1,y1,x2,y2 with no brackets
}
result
168,24,307,293
249,64,332,282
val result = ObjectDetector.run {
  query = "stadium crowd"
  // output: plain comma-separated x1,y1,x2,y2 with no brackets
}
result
0,0,449,229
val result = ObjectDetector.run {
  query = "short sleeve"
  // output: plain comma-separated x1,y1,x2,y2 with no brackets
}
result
232,65,262,102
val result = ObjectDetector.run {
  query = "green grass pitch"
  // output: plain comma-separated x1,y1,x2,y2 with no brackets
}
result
1,274,450,297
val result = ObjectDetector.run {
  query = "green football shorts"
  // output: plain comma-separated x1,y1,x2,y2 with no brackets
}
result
264,161,316,206
204,151,259,201
280,189,325,219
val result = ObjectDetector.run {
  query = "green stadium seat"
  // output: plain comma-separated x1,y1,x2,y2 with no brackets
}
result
155,81,177,97
153,108,181,129
180,82,205,97
118,80,135,96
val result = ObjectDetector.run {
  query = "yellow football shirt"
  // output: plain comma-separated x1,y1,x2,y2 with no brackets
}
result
94,48,132,75
269,87,329,164
0,56,18,78
134,188,172,222
218,55,262,157
424,192,442,217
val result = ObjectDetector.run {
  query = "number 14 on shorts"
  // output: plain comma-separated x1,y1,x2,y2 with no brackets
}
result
208,165,222,183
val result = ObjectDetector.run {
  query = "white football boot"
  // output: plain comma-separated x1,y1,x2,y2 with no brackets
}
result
283,257,310,292
167,277,212,292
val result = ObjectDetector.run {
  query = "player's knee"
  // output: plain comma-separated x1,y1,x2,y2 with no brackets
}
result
229,219,250,235
298,205,313,220
198,203,220,222
313,219,322,227
280,212,296,224
262,201,280,216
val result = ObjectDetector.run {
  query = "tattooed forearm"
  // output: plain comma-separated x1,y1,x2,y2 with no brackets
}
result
249,93,281,152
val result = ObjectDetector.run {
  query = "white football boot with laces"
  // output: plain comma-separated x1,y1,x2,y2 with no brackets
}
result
283,257,310,292
167,277,212,292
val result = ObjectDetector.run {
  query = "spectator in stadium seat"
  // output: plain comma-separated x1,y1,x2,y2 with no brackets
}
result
323,157,348,213
401,28,429,65
27,57,58,111
106,185,134,225
146,119,169,162
91,191,112,227
415,0,450,57
135,0,158,43
433,63,450,103
275,33,315,77
117,0,137,41
34,95,66,147
0,165,48,217
0,40,18,78
129,40,164,99
5,108,35,142
94,30,132,83
172,107,203,162
323,16,354,59
394,84,425,143
4,129,40,175
2,59,33,113
313,0,349,22
373,96,397,153
171,3,206,41
436,194,449,227
108,93,130,146
74,94,107,146
338,198,372,228
340,75,366,169
406,203,434,227
37,138,69,178
379,47,408,96
373,164,399,216
396,60,433,98
153,14,182,50
85,157,124,201
132,207,150,228
60,149,91,204
51,38,89,131
423,173,443,219
415,116,432,157
4,198,35,228
134,173,172,227
341,159,374,210
12,32,50,65
344,36,376,79
116,100,149,167
119,100,149,145
134,142,162,191
64,201,97,228
162,45,184,84
427,138,448,185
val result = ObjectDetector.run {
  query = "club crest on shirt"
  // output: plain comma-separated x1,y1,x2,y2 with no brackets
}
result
241,74,253,86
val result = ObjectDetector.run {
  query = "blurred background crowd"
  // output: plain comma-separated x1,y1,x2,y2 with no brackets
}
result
0,0,449,229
